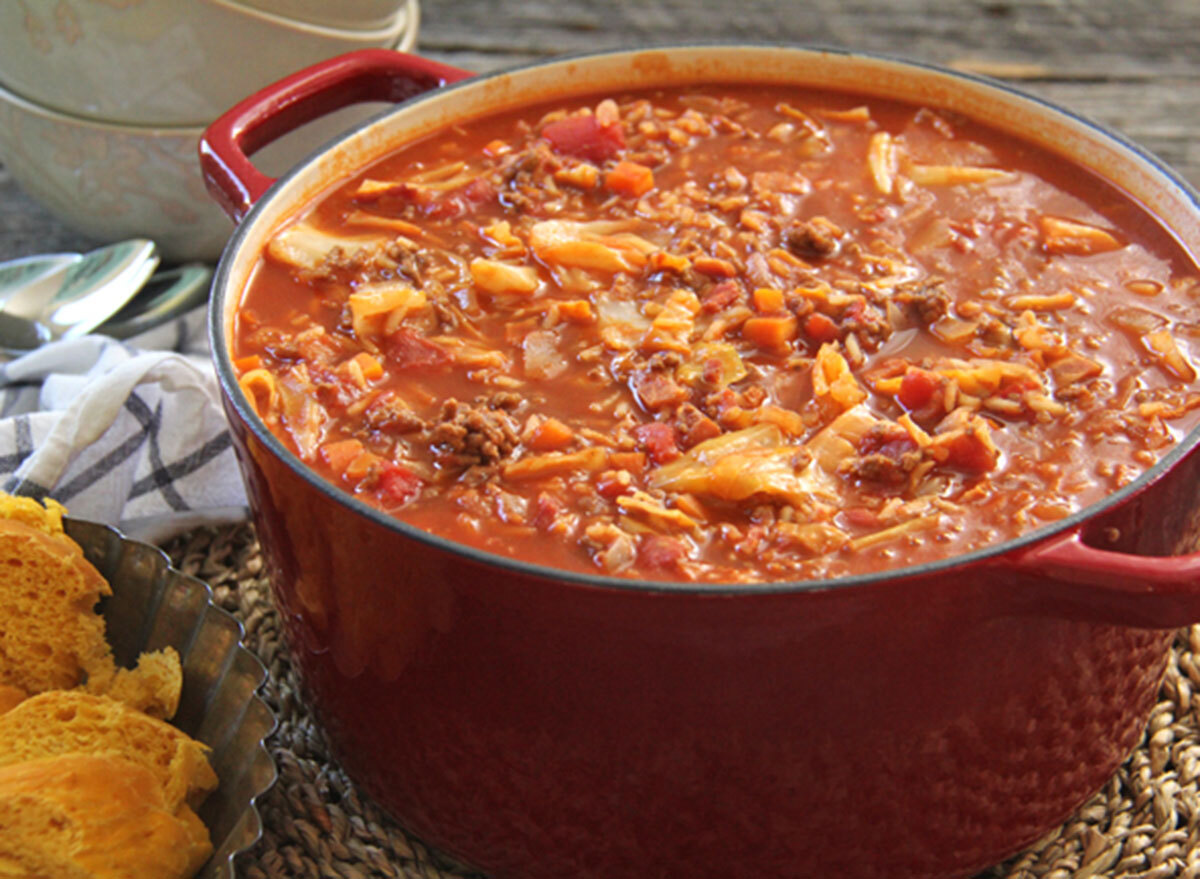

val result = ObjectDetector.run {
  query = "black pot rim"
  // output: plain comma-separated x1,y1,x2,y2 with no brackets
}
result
208,41,1200,597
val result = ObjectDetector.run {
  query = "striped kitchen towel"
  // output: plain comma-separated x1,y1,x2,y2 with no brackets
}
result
0,307,248,543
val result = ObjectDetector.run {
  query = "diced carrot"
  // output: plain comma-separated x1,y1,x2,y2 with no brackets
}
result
742,316,798,350
753,287,786,313
803,312,838,342
320,438,365,475
649,251,690,274
1039,215,1122,256
351,352,384,381
556,300,595,323
233,355,263,372
693,256,737,278
528,417,575,451
609,451,647,474
345,450,383,482
483,139,511,156
605,161,655,197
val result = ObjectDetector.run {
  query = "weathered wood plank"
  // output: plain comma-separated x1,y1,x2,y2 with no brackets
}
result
1,0,1197,261
0,171,94,258
418,0,1200,78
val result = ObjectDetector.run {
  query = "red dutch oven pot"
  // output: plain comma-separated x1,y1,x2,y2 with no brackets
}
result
200,46,1200,879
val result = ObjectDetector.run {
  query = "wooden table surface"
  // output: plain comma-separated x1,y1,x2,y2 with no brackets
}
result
0,0,1196,264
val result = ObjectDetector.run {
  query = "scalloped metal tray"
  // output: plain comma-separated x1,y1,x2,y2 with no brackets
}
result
66,517,277,879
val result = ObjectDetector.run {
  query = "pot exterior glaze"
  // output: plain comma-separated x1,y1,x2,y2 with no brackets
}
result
230,405,1185,879
206,46,1200,879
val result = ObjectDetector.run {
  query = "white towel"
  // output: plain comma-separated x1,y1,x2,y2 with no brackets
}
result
0,307,248,543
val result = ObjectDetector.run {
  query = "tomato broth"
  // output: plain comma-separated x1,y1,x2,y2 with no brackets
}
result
233,85,1200,582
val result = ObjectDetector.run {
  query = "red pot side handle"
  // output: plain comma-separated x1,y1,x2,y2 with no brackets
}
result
1006,526,1200,629
199,49,474,223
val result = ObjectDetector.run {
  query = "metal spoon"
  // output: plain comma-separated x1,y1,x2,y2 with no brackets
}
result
97,264,213,340
0,263,213,355
0,252,82,306
0,239,159,352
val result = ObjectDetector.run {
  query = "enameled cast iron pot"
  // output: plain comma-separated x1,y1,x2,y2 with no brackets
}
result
201,46,1200,879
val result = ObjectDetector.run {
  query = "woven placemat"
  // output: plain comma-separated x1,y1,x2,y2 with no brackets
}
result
164,523,1200,879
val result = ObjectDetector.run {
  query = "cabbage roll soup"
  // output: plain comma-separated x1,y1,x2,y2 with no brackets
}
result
232,85,1200,583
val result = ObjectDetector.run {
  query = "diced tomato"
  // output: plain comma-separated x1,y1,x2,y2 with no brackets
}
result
803,312,839,343
378,463,422,507
462,177,497,204
898,367,939,411
385,329,450,369
859,430,917,460
632,422,681,465
700,358,725,387
676,403,722,448
944,432,998,474
541,114,625,162
700,280,741,313
532,491,566,530
840,507,882,530
632,372,688,412
422,197,463,220
638,535,689,570
595,470,631,499
997,376,1040,398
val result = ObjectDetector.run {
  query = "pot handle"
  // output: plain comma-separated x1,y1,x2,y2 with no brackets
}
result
1005,526,1200,628
199,48,474,222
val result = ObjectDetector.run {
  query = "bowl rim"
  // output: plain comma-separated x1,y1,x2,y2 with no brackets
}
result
0,75,205,135
210,41,1200,597
0,0,414,129
206,0,411,40
224,0,410,31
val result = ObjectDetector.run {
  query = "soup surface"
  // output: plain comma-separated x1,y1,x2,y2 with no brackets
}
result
233,85,1200,582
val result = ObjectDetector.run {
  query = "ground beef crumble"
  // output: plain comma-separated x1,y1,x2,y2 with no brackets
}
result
427,392,525,468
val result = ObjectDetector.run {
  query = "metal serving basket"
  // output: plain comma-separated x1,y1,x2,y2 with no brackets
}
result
66,517,277,879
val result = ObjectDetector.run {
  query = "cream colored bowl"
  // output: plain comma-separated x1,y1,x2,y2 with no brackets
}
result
229,0,413,31
0,83,230,263
0,0,413,127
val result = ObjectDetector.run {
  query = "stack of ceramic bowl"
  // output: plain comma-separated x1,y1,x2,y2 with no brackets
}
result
0,0,419,262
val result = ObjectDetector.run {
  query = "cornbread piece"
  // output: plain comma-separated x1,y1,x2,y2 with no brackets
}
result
0,753,212,879
0,683,26,714
0,493,185,719
0,517,113,694
88,646,184,721
0,493,69,535
0,691,217,813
